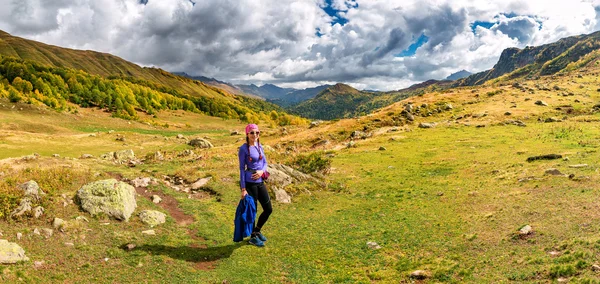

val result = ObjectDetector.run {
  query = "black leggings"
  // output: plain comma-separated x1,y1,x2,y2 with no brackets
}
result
245,182,272,232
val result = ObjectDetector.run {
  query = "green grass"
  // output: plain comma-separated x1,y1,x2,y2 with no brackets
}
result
4,81,600,282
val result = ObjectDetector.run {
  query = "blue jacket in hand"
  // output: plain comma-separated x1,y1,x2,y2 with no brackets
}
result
233,195,256,242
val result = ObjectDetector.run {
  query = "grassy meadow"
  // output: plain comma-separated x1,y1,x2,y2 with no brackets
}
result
3,65,600,283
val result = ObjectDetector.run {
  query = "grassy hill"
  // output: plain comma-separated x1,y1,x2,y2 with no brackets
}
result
4,30,600,283
0,30,305,126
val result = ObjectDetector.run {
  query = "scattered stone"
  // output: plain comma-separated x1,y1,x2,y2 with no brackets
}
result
176,134,184,139
33,228,40,236
347,141,356,148
80,154,94,159
77,179,137,221
350,130,370,139
527,154,562,162
309,121,322,128
592,264,600,271
0,240,29,263
366,241,381,250
273,188,292,204
125,243,136,251
518,225,533,236
152,195,162,204
544,117,559,123
569,164,588,168
504,112,512,116
557,277,568,283
410,270,430,280
71,218,87,225
152,151,164,161
230,130,240,135
32,206,44,218
130,177,152,188
116,136,125,142
20,181,45,199
444,103,453,110
64,242,74,247
549,251,561,257
34,260,44,269
11,181,46,218
53,218,66,232
188,138,213,149
16,233,22,240
378,146,386,151
191,177,212,190
41,228,53,238
418,123,435,128
22,154,38,161
52,154,60,158
545,168,565,176
142,230,156,235
114,149,135,161
535,100,548,106
138,210,166,227
89,134,97,137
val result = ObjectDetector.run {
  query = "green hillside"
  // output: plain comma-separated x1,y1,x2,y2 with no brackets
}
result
0,30,305,126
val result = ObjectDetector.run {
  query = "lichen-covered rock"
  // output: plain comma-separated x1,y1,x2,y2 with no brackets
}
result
114,149,135,161
77,179,137,221
19,181,45,200
0,240,29,263
138,210,166,227
188,138,213,148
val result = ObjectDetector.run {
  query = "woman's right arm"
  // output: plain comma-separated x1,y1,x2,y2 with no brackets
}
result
238,146,247,198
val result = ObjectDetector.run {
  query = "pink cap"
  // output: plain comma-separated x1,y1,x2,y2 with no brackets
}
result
245,124,259,134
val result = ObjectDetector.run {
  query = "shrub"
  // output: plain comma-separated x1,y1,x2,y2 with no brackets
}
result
291,152,332,174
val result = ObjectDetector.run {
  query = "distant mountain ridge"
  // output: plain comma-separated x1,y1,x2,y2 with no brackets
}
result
456,30,600,86
446,70,471,80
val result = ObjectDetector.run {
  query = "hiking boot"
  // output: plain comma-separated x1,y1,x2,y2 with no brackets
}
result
255,232,267,242
248,237,264,247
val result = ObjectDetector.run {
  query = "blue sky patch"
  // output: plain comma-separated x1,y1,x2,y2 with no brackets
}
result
395,33,428,57
471,21,495,33
322,0,358,26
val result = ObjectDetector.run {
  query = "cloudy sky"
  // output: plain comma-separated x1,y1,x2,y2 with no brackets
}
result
1,0,600,91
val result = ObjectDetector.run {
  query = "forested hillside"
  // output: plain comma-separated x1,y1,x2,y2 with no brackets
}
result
0,55,304,125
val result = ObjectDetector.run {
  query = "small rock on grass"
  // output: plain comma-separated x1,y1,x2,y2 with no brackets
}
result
152,195,162,204
366,241,381,250
125,243,136,251
410,270,431,279
519,225,533,235
569,164,588,168
592,264,600,271
142,230,156,235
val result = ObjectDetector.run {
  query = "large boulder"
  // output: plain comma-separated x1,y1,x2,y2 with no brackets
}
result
188,138,213,148
77,179,137,221
0,240,29,263
138,210,166,227
266,164,322,204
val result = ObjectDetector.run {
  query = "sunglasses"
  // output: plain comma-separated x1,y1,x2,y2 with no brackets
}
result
249,131,260,135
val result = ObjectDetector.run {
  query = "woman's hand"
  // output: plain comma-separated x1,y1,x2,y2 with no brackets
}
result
241,188,247,199
251,170,264,180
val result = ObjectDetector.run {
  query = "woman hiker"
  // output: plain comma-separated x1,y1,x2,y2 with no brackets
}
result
238,123,272,247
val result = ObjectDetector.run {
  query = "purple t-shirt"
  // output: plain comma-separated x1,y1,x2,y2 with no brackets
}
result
238,143,267,188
